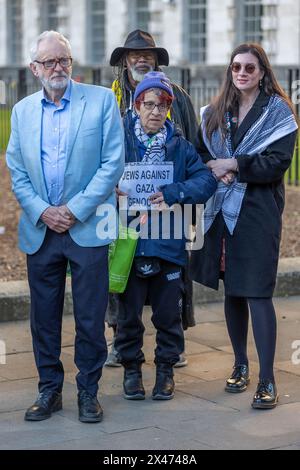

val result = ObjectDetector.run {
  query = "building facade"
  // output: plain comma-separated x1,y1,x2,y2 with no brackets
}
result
0,0,299,67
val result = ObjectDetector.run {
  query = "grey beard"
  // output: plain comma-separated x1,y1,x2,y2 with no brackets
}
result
130,65,154,83
41,76,70,91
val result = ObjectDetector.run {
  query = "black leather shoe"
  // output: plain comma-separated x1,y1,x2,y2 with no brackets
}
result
225,365,250,393
78,391,103,423
152,364,175,400
24,391,62,421
252,380,278,409
123,363,145,400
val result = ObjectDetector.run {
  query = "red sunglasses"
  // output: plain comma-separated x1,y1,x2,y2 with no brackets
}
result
231,62,257,74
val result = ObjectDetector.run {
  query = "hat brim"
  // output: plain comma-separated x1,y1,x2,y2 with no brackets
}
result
110,47,169,66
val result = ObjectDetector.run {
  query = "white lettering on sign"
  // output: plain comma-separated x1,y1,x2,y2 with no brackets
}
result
119,162,174,210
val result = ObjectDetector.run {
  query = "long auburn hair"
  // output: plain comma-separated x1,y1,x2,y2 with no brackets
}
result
205,43,297,141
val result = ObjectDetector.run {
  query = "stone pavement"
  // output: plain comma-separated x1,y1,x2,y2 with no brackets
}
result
0,297,300,451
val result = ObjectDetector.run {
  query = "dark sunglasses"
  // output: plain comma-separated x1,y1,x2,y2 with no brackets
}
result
231,62,257,74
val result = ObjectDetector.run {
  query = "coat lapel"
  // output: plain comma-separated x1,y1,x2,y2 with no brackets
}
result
31,92,49,200
66,81,86,163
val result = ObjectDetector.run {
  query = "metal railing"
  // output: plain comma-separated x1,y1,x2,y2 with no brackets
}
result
0,73,40,152
1,68,300,186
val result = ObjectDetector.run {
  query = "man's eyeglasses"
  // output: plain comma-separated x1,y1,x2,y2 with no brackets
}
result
142,101,169,112
35,57,73,70
231,62,257,74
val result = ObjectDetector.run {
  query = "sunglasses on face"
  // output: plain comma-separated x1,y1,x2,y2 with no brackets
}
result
231,62,257,74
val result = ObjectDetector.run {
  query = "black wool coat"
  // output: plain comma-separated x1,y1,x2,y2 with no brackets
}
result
190,92,297,298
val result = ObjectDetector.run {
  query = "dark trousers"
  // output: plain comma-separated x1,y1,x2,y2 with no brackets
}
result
27,229,109,396
115,260,185,366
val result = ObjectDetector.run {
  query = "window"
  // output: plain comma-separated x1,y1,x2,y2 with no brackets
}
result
91,0,105,63
235,0,278,61
128,0,150,31
136,0,150,31
7,0,23,64
38,0,70,34
187,0,207,63
87,0,106,64
244,0,263,43
262,3,278,61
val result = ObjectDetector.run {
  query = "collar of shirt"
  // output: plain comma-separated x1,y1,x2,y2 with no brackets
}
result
41,79,72,107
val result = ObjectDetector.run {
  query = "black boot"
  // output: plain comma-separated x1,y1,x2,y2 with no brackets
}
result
123,363,145,400
152,363,175,401
252,380,278,409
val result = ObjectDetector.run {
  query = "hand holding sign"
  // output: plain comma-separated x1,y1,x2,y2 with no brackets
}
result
149,191,164,205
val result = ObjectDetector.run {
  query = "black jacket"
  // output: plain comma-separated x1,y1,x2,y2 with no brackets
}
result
190,92,297,297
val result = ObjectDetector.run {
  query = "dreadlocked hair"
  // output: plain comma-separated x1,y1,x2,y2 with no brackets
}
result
113,56,129,115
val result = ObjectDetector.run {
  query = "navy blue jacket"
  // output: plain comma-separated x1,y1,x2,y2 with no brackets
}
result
123,112,217,266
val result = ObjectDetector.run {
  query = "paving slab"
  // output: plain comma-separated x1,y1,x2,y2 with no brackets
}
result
29,427,213,451
174,351,236,382
184,322,231,349
0,297,300,450
0,409,106,450
158,402,300,451
0,321,74,354
0,351,77,381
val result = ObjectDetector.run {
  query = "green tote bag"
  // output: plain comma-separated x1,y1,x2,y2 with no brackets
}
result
108,224,139,294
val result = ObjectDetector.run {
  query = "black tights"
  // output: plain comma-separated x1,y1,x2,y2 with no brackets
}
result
224,296,277,382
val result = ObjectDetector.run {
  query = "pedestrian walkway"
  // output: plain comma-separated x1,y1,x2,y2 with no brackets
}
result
0,297,300,450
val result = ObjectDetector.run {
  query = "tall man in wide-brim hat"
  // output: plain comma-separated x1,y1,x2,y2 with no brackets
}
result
110,29,198,144
105,29,198,368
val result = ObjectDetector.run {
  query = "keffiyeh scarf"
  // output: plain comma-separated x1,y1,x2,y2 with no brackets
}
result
202,95,298,235
134,117,167,163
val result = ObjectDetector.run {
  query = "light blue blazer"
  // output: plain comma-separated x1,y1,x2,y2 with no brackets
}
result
6,80,125,254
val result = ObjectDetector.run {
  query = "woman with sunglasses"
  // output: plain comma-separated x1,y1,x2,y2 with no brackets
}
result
190,43,298,409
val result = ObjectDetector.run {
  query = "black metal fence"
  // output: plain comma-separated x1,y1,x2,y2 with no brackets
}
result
1,67,299,185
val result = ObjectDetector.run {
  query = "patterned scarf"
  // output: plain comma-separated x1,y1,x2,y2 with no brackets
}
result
202,95,298,235
134,117,167,163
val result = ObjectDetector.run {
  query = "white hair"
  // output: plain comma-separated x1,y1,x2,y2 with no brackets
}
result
30,31,72,62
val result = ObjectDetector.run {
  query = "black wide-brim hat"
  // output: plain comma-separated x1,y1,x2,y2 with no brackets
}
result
110,29,169,66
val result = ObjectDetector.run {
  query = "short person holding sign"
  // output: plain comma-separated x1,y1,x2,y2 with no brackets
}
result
114,72,217,401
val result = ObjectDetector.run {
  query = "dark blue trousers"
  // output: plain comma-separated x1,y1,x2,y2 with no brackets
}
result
115,260,185,366
27,229,108,396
